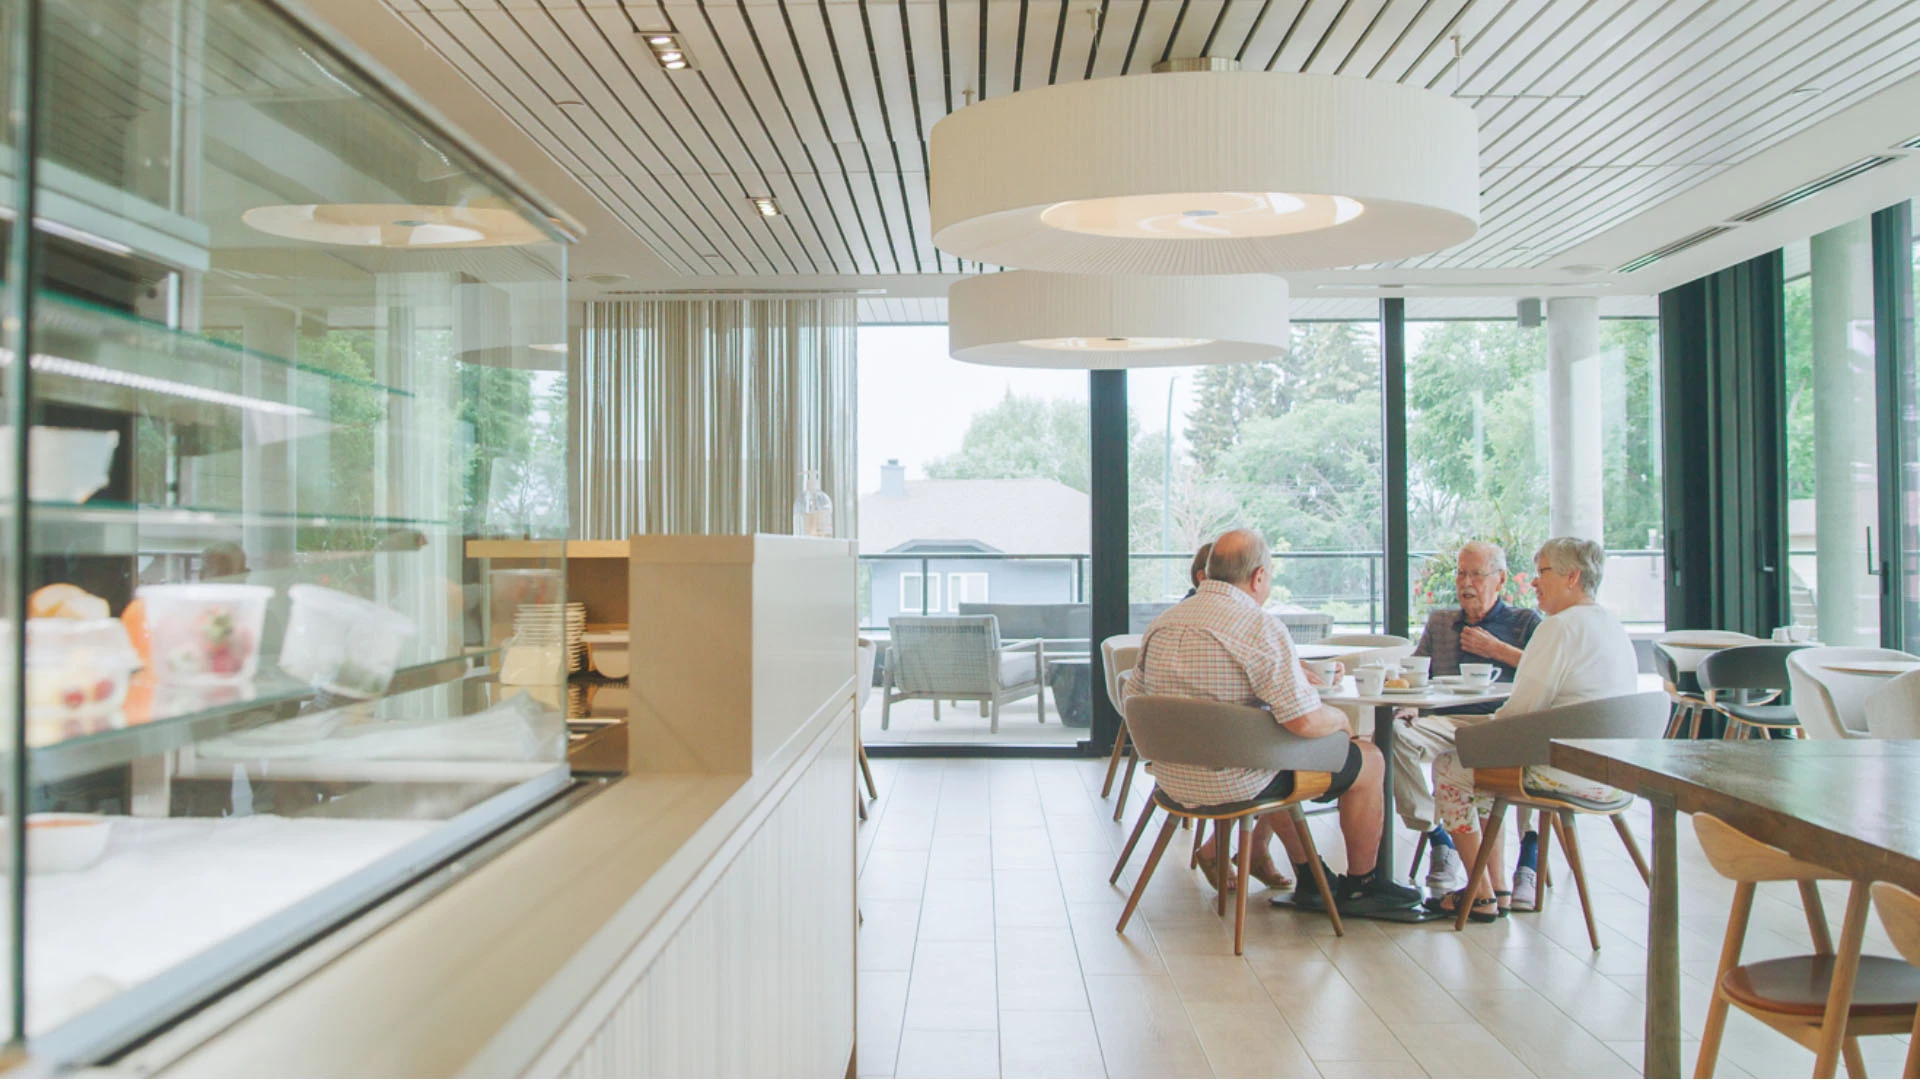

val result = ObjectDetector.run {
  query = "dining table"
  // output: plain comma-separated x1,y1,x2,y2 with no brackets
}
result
1549,738,1920,1079
1314,676,1511,921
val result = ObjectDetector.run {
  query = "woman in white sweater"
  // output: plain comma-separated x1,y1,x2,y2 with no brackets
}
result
1426,537,1639,922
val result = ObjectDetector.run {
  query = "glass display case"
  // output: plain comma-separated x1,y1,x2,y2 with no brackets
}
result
0,0,579,1064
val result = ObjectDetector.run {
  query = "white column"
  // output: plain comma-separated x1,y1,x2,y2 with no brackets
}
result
1546,297,1604,541
1810,219,1876,645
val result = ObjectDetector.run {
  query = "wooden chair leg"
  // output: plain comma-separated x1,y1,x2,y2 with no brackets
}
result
1111,800,1158,884
858,742,878,800
1455,796,1508,932
1117,815,1181,936
1611,812,1651,886
1695,881,1756,1079
1903,1009,1920,1080
1812,883,1874,1078
1234,817,1255,955
1190,818,1208,869
1289,805,1342,937
1101,721,1130,797
1557,810,1602,951
1534,807,1553,914
1842,1037,1867,1080
1113,751,1138,823
1409,831,1429,887
1215,824,1231,916
856,790,867,821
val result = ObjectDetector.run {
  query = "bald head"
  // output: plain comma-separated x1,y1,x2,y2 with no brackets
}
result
1206,529,1271,588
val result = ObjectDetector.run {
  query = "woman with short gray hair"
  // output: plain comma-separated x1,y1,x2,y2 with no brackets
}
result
1424,536,1639,920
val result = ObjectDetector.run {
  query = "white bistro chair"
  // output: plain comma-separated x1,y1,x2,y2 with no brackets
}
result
1788,646,1919,740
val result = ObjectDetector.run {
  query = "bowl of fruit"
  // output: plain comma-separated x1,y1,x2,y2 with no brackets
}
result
137,583,273,685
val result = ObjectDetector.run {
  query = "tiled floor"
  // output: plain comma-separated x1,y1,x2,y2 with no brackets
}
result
856,757,1913,1079
861,688,1085,747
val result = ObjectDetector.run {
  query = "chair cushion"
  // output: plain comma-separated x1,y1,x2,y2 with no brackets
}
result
1721,702,1800,726
1723,955,1920,1018
999,652,1037,685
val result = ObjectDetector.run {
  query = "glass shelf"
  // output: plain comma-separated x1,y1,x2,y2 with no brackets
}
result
26,501,458,557
28,650,499,787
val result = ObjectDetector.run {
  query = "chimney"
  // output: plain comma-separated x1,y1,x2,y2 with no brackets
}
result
880,459,906,498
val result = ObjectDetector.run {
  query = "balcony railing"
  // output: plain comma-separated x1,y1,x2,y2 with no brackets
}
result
858,548,1670,634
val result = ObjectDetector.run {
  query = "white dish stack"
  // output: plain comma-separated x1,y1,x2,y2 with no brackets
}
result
512,602,588,673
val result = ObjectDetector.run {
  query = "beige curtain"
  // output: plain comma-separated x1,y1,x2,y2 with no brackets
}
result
571,298,857,538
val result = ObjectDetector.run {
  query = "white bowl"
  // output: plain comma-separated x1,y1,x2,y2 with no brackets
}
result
12,813,112,874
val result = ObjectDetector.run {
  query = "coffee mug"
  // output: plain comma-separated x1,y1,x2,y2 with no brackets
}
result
1789,625,1813,643
1403,669,1429,689
1400,656,1432,677
1459,662,1496,686
1308,660,1341,686
1771,627,1793,643
1355,667,1388,695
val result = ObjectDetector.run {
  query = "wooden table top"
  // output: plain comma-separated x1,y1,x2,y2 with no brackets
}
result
1551,739,1920,888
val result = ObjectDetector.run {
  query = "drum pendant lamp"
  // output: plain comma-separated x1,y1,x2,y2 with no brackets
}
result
930,67,1480,275
947,271,1288,369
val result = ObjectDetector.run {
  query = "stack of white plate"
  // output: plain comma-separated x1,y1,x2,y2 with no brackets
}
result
512,602,588,672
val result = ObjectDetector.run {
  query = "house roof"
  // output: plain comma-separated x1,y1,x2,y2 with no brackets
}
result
858,478,1091,555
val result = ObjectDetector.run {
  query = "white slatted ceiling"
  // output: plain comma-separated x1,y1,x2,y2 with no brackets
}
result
851,293,1659,322
387,0,1920,278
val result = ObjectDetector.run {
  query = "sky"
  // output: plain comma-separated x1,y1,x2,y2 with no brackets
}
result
855,325,1199,494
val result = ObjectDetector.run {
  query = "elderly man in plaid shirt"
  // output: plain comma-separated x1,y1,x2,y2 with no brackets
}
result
1124,529,1418,912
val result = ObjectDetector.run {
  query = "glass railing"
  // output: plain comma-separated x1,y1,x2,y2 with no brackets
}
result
858,548,1672,634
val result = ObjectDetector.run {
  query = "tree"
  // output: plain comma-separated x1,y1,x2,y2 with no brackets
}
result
924,390,1094,492
1186,322,1378,471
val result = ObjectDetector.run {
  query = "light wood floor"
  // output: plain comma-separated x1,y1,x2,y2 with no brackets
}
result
855,757,1914,1079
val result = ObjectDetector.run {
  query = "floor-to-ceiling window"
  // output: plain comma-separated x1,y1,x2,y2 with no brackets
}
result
1784,227,1882,645
1126,318,1385,640
1404,299,1664,634
856,324,1089,747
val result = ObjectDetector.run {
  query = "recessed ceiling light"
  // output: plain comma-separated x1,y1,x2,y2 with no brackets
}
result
752,197,781,218
664,60,687,70
647,34,672,45
658,51,682,61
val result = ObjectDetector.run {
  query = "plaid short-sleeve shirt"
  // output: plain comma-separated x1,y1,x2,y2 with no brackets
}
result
1122,581,1322,807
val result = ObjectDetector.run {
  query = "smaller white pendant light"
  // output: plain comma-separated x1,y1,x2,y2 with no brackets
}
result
947,271,1288,369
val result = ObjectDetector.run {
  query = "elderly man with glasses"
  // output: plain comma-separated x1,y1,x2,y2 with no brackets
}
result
1392,541,1544,903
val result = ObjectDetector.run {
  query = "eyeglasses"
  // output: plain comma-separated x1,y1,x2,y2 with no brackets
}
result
1455,569,1500,580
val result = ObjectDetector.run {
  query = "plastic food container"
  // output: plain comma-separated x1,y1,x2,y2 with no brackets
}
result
23,618,141,744
0,427,121,503
0,814,113,874
138,583,273,684
279,585,418,698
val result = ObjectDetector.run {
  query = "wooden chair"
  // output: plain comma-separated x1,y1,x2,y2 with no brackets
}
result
1653,630,1759,738
1109,694,1349,954
1694,815,1920,1078
1867,881,1920,1078
1699,644,1810,740
1451,692,1668,947
1098,635,1142,822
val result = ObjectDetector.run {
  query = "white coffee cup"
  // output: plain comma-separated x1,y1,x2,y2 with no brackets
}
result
1355,667,1388,695
1308,660,1342,686
1771,627,1793,643
1459,662,1496,687
1400,656,1432,677
1789,625,1813,643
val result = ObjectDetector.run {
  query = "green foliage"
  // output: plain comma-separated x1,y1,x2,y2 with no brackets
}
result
1784,275,1815,500
1598,320,1664,550
924,390,1096,493
1186,322,1378,472
1405,320,1548,550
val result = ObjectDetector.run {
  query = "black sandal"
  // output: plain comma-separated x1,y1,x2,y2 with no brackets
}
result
1422,891,1500,924
1495,890,1512,917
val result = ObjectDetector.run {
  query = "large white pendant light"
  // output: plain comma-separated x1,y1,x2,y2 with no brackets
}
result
930,67,1479,275
947,271,1288,369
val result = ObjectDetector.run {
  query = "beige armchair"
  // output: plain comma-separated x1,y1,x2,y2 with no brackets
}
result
882,616,1045,733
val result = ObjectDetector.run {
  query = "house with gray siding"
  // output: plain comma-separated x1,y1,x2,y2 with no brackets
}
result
859,461,1091,629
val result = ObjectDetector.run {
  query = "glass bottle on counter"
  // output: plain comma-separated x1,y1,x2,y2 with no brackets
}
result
793,470,834,538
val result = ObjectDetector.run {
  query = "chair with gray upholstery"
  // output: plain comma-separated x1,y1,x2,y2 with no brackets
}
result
1697,643,1809,739
1653,630,1760,738
1866,669,1920,739
1788,646,1919,740
1451,691,1668,948
1109,694,1349,952
1099,634,1143,820
1277,611,1335,644
882,616,1045,732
